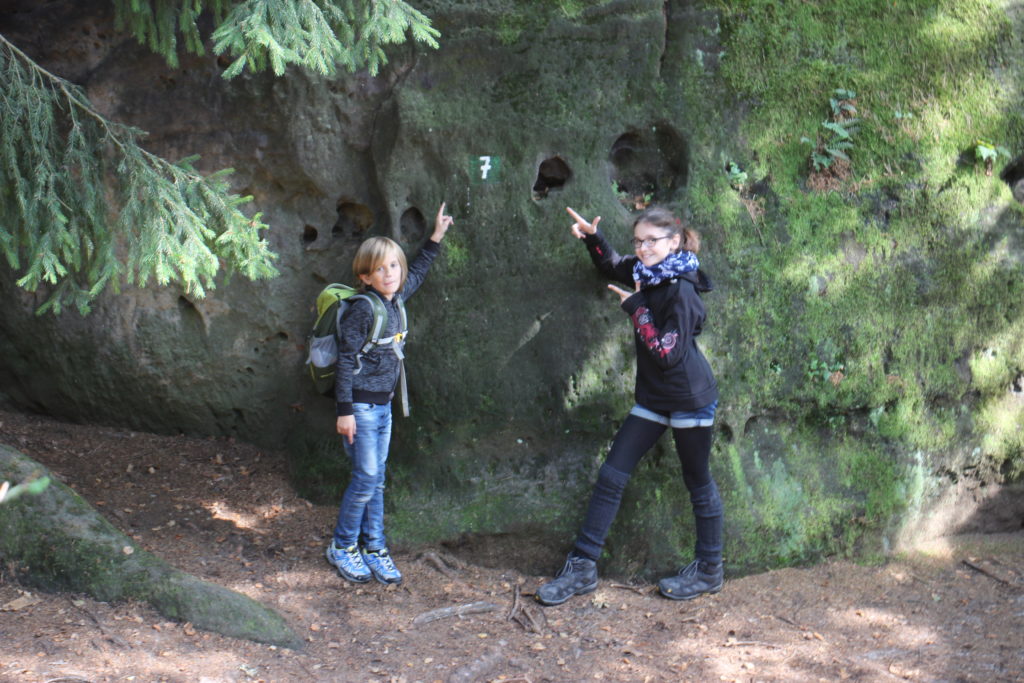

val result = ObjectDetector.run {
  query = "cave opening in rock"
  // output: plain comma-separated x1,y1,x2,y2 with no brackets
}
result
400,207,427,244
999,155,1024,203
609,123,689,210
302,225,318,245
332,200,375,238
532,156,572,199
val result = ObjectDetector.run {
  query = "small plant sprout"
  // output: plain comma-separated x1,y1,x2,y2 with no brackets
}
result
829,88,857,120
807,119,859,171
611,181,653,210
726,161,748,190
806,357,845,385
973,139,1010,176
806,88,860,174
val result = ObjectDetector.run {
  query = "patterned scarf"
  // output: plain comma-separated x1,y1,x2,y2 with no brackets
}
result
632,250,699,288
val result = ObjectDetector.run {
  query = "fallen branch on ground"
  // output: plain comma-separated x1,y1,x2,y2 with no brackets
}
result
417,550,464,579
608,582,652,595
411,601,498,626
507,584,546,634
962,559,1016,587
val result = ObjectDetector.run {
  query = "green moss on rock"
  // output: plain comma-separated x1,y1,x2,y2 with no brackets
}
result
0,444,300,648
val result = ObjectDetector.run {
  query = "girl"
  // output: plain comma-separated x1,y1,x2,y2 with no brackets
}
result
536,205,723,605
326,203,453,584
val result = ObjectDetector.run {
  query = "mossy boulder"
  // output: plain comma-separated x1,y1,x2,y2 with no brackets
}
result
0,444,301,649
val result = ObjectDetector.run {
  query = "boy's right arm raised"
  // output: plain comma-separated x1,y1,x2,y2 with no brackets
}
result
402,203,453,299
567,206,635,286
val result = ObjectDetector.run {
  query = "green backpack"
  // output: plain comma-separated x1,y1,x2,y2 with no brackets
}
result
306,283,410,414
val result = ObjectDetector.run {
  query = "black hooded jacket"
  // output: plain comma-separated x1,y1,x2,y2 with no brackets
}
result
582,229,718,412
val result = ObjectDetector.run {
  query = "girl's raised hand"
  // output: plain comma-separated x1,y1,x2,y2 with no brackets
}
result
432,202,454,243
567,206,600,239
607,280,640,304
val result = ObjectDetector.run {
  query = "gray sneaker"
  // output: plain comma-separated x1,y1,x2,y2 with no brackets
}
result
658,559,723,600
361,547,402,584
326,541,372,583
535,553,598,606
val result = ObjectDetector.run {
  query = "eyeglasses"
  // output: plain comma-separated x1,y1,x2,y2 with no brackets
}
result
631,236,672,250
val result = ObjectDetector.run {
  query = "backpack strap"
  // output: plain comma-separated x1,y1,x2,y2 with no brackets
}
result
390,295,409,360
344,292,389,375
395,295,408,336
346,292,411,417
362,292,408,357
355,291,389,353
392,295,411,417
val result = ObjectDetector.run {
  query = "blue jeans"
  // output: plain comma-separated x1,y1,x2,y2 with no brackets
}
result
332,402,392,550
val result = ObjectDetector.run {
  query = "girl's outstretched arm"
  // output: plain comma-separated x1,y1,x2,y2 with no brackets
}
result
568,206,635,286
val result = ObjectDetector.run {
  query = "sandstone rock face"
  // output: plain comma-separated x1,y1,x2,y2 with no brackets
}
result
2,1,1021,572
0,1,720,449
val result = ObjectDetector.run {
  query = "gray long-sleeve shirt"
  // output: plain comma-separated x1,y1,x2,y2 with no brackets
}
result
334,240,441,416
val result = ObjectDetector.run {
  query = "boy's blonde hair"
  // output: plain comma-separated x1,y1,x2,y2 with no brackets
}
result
352,237,408,290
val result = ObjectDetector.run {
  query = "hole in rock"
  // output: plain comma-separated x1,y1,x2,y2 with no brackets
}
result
532,156,572,199
999,154,1024,203
177,296,204,332
717,422,734,444
400,207,426,244
332,201,374,238
302,225,318,245
609,123,689,210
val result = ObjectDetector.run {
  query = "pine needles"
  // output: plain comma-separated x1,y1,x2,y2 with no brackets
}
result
113,0,231,68
0,34,278,315
0,0,442,314
112,0,441,79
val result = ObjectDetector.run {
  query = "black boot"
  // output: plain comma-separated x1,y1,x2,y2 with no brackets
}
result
535,553,598,606
658,559,723,601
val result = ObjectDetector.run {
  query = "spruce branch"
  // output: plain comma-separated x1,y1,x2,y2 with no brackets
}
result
0,33,278,315
211,0,440,79
112,0,231,68
112,0,439,79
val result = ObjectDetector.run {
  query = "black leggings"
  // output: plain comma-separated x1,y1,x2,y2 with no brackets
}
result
573,414,722,564
602,414,714,489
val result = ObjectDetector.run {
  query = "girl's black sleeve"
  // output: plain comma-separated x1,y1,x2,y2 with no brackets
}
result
619,286,696,371
582,230,636,287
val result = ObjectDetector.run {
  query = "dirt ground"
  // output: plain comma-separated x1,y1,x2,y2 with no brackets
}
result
1,409,1022,683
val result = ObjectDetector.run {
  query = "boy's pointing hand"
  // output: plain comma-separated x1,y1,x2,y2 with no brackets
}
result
432,202,453,243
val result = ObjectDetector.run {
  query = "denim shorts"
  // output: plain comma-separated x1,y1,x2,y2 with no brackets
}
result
629,400,717,428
